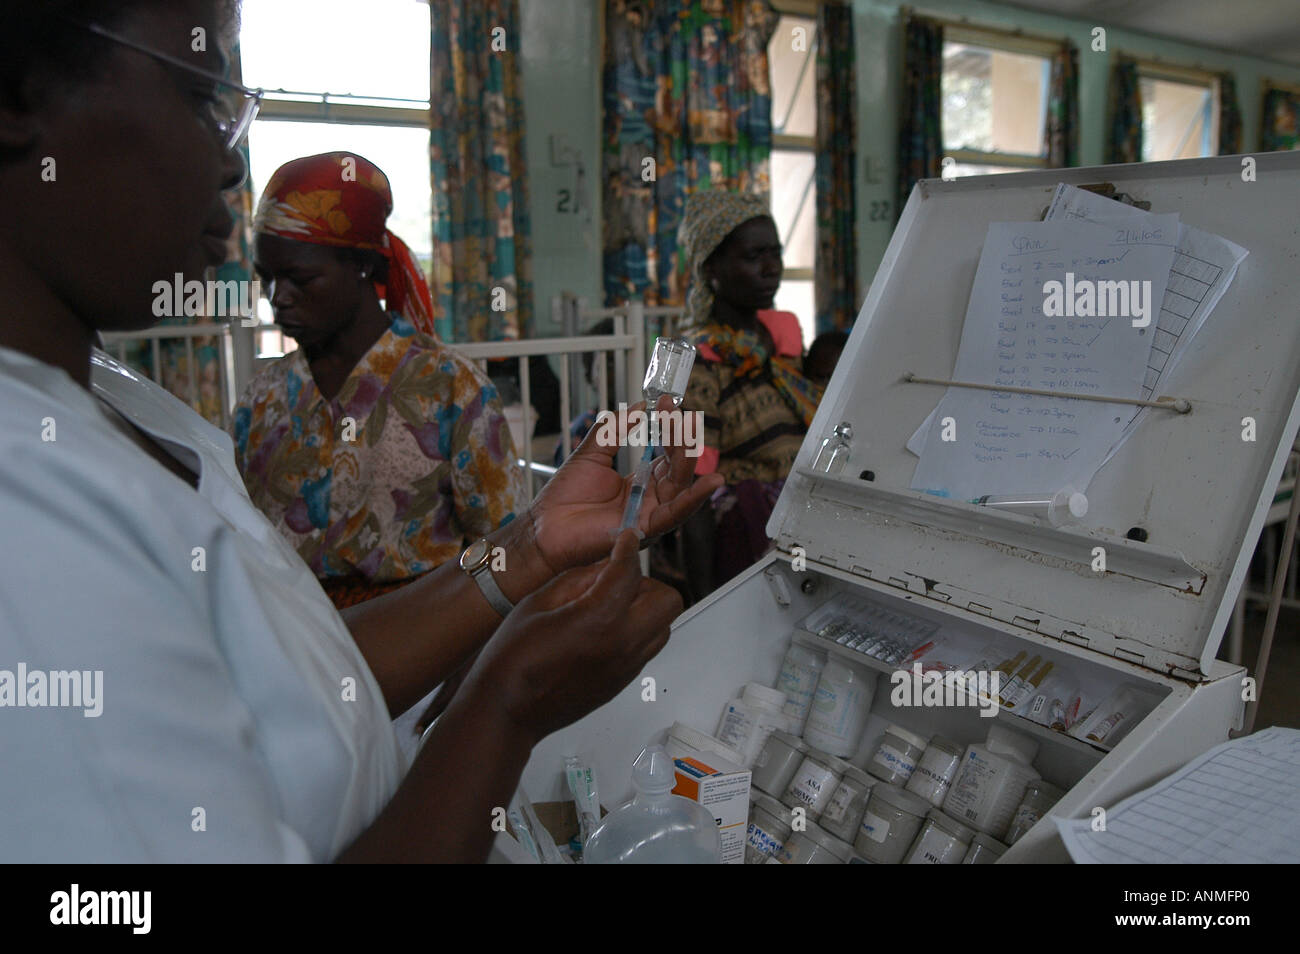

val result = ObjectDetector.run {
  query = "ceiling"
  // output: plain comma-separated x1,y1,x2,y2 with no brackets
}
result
996,0,1300,69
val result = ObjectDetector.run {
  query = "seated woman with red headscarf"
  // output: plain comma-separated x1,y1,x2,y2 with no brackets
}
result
233,152,525,609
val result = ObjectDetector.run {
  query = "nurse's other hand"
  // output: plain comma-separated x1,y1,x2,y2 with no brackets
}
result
528,394,724,574
465,530,680,745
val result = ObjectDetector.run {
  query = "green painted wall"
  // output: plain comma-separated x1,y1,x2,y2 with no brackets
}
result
520,0,604,335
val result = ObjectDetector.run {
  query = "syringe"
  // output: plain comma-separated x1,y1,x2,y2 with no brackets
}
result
618,337,697,532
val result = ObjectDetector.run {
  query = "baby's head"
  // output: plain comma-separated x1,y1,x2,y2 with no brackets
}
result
805,330,848,387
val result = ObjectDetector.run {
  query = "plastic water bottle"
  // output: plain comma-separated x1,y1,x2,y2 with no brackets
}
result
583,745,722,864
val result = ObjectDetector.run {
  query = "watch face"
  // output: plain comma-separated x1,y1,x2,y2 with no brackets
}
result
461,539,489,571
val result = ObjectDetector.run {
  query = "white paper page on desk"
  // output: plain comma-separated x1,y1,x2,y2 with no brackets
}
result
1055,726,1300,864
910,217,1177,501
1044,184,1249,467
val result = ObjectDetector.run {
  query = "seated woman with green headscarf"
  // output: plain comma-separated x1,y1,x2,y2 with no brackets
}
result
677,190,824,600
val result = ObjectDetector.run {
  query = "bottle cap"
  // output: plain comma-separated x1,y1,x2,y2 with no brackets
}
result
631,744,675,795
927,809,976,841
985,723,1040,764
884,723,929,750
839,765,876,789
868,782,932,817
750,791,794,827
766,729,809,753
798,821,856,860
742,682,789,710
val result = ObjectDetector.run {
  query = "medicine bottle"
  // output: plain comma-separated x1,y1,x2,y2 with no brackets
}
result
745,791,794,865
802,658,876,757
854,782,932,864
812,422,853,475
818,765,876,842
1005,779,1065,845
867,723,928,785
942,724,1040,839
778,821,856,864
775,640,826,733
716,682,794,766
961,832,1008,864
782,748,849,816
905,735,963,807
902,809,976,864
750,729,809,798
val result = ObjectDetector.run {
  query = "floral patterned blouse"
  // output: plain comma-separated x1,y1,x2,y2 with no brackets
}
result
232,322,525,583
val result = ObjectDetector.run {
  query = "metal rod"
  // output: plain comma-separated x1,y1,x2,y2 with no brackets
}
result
559,352,572,461
520,356,533,501
904,372,1192,412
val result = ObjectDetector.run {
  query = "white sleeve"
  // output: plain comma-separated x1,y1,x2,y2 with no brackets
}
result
0,445,316,863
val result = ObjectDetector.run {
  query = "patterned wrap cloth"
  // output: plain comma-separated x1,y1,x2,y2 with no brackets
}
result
678,190,822,447
236,153,525,609
676,191,825,589
253,151,436,336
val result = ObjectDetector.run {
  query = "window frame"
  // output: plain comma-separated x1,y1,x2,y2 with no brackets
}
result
1133,58,1221,161
238,9,434,358
941,24,1060,174
769,0,821,284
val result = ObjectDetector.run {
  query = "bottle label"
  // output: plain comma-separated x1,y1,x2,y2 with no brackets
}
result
871,742,917,781
947,750,996,824
746,820,786,859
860,810,890,843
717,704,754,748
821,782,857,825
778,663,818,720
787,763,837,810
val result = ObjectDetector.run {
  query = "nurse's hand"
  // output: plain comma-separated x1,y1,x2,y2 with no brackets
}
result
466,529,681,744
527,394,724,575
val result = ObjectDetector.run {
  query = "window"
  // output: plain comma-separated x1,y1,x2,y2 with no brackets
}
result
238,0,432,357
1137,64,1219,162
941,27,1055,178
768,6,818,347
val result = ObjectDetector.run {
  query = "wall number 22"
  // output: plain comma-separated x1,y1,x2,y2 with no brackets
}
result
868,200,890,221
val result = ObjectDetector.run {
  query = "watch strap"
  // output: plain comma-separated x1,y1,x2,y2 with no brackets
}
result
469,559,514,617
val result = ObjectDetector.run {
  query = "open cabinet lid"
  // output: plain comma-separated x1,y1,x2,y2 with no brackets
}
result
769,152,1300,680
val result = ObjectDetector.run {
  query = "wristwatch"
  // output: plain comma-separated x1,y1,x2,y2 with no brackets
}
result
459,538,514,616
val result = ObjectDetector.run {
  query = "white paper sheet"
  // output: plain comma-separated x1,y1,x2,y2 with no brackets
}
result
909,217,1176,500
1043,185,1249,467
907,186,1249,467
1056,726,1300,864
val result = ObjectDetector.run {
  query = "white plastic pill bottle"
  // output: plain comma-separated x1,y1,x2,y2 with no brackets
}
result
716,682,795,766
803,658,876,757
942,723,1040,839
776,640,826,732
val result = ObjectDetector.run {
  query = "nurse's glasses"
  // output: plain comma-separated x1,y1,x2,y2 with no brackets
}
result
75,20,264,153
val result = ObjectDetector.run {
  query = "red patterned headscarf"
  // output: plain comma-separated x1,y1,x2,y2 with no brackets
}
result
252,152,435,336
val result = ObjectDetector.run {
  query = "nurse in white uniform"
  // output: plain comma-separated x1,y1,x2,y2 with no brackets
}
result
0,0,722,862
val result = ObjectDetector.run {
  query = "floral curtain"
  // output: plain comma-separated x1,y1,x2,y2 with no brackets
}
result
602,0,779,309
429,0,533,341
896,14,943,218
1218,72,1243,154
1044,41,1079,168
1108,56,1143,164
1261,85,1300,151
814,1,857,334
